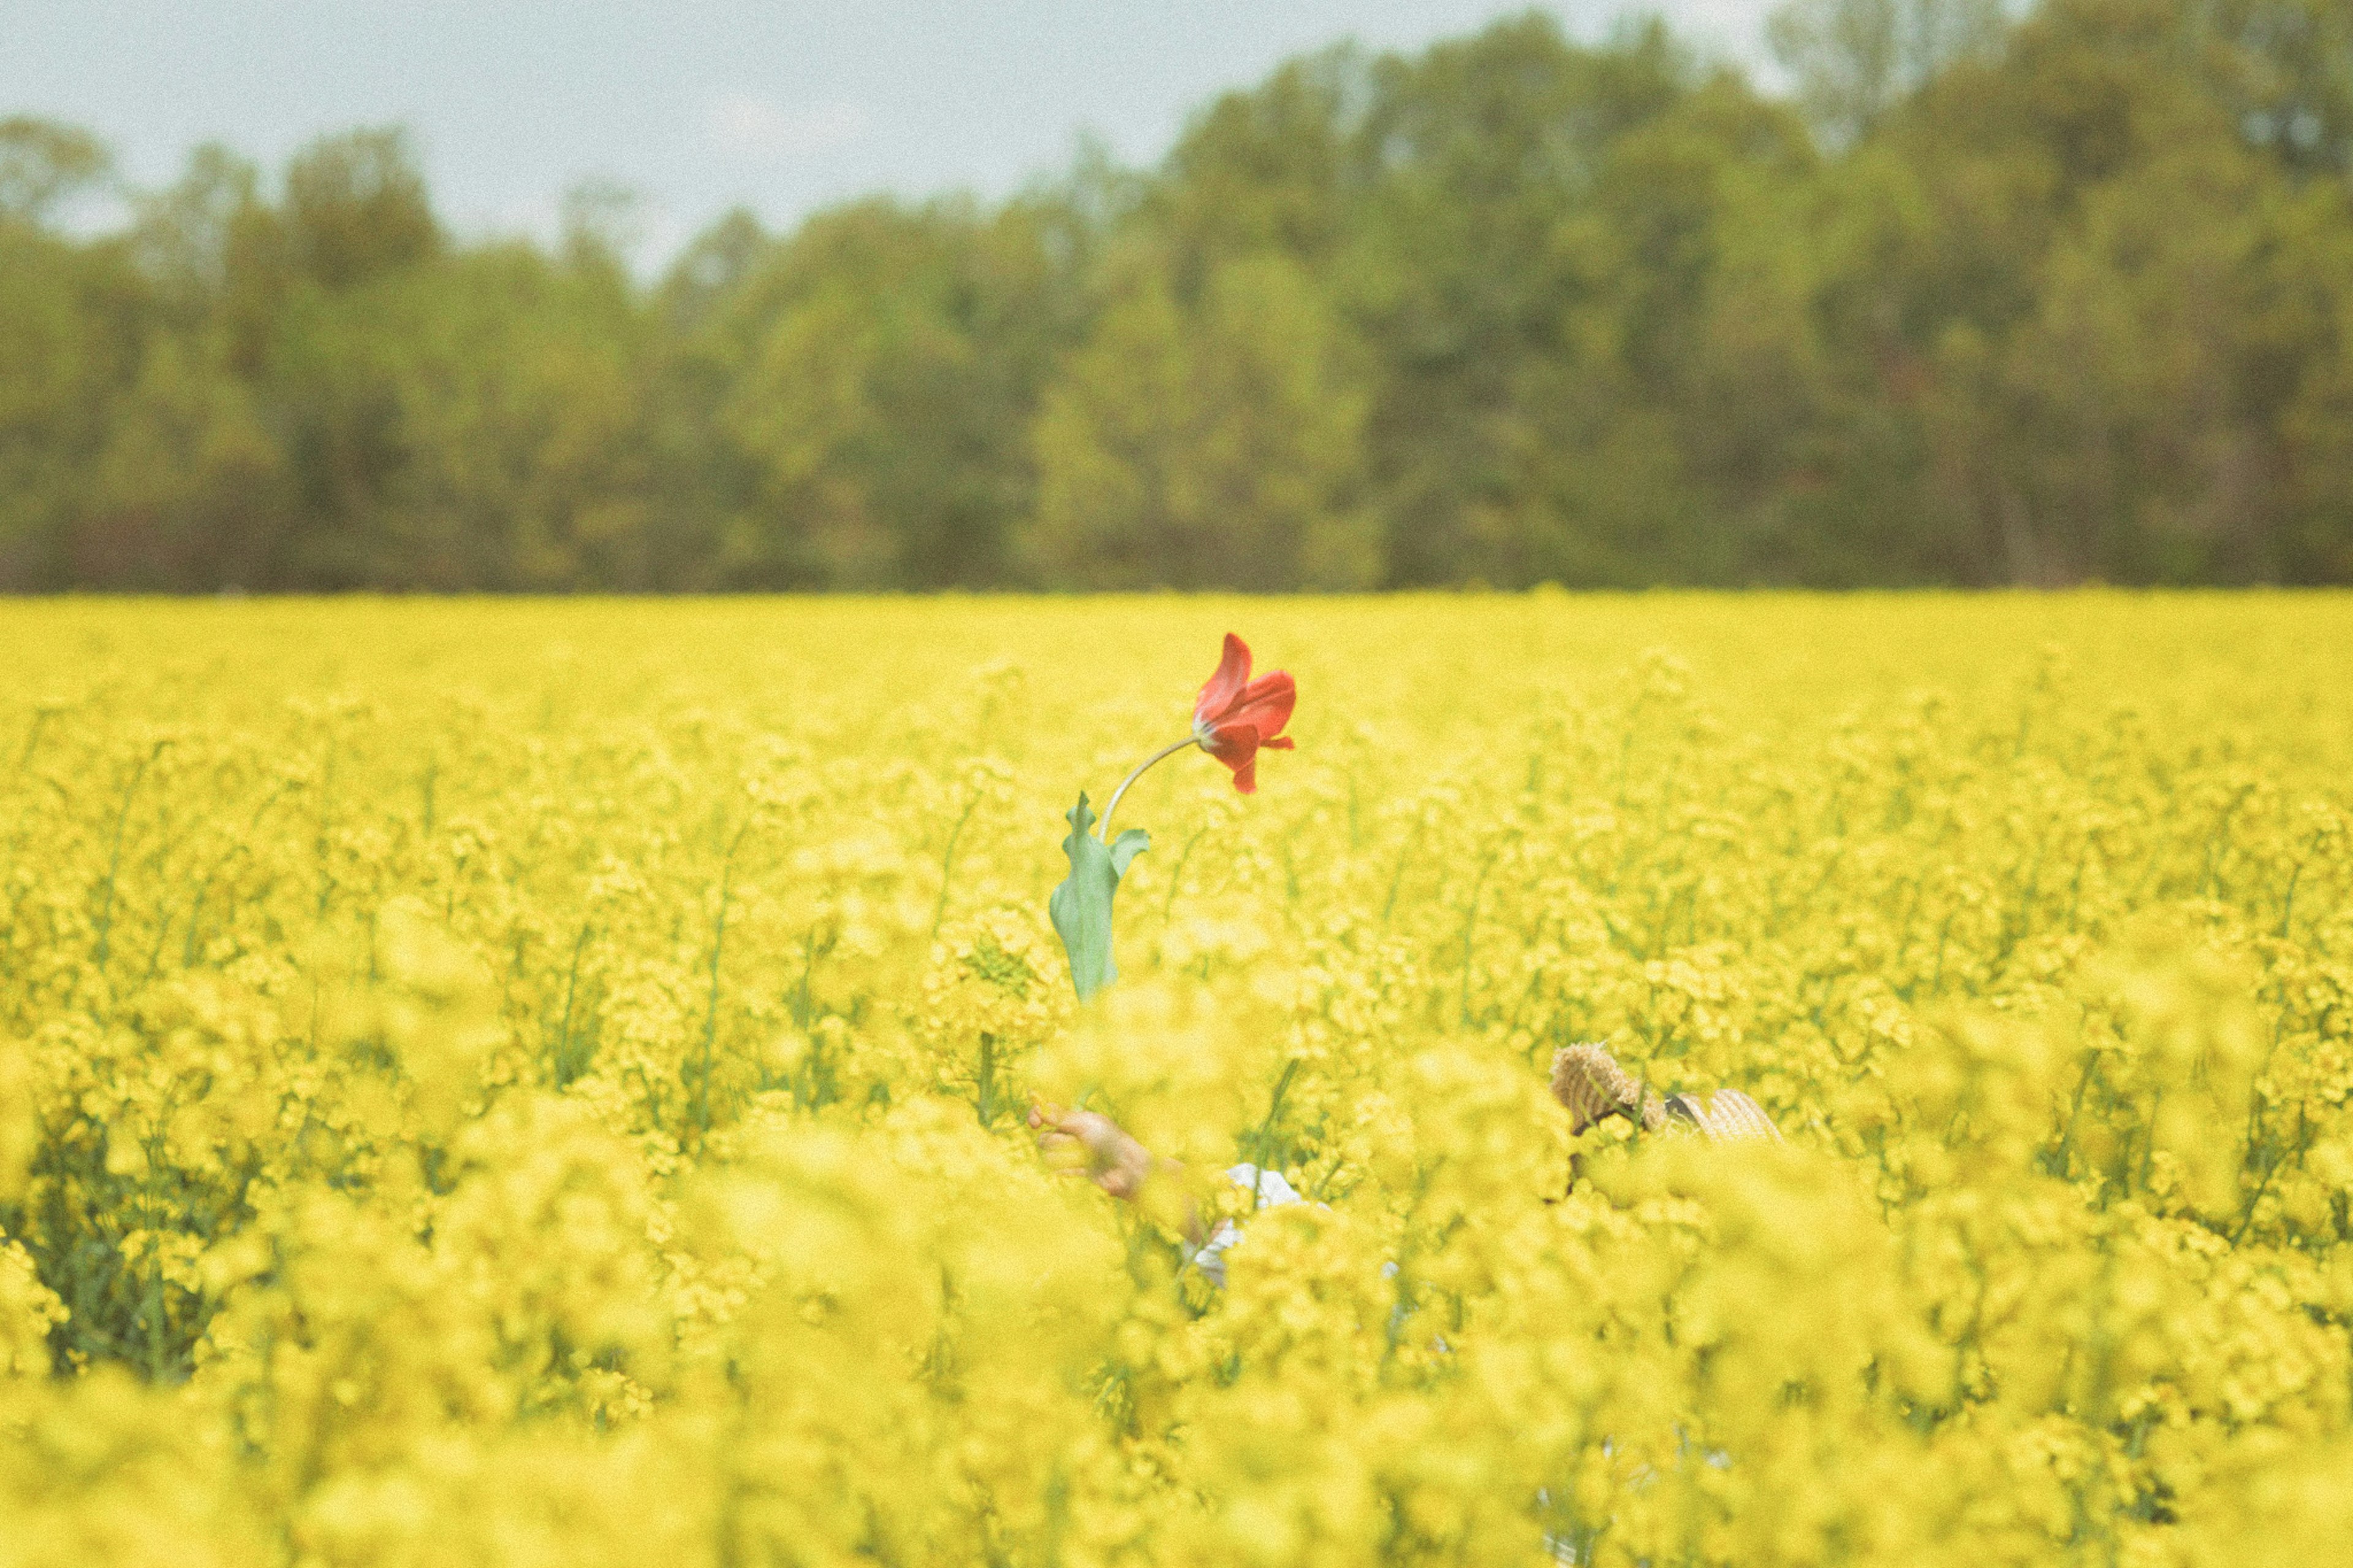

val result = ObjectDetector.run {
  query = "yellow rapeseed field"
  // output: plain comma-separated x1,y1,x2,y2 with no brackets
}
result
4,593,2352,1567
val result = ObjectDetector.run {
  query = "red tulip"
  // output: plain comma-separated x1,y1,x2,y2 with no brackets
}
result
1093,632,1298,841
1190,633,1296,794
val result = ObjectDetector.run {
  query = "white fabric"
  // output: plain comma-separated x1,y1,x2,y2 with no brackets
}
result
1180,1163,1302,1287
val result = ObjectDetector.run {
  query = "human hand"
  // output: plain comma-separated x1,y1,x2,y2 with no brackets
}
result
1028,1102,1153,1201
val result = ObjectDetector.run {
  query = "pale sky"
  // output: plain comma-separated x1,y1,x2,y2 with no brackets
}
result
6,1,1785,267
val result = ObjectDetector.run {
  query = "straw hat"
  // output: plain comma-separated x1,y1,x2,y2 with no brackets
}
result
1548,1042,1781,1142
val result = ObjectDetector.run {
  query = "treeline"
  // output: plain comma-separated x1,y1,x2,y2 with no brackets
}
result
5,0,2353,591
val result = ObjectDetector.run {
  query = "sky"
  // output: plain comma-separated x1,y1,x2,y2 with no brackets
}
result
5,1,1786,268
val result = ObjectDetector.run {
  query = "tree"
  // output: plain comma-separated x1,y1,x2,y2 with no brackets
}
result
1151,47,1371,291
6,2,2353,594
2191,0,2353,178
128,143,292,382
0,218,148,587
75,334,290,589
657,208,770,338
132,146,260,312
284,127,441,291
1768,0,2011,146
1029,252,1371,590
708,199,1071,589
1800,0,2353,586
269,243,654,589
0,117,110,226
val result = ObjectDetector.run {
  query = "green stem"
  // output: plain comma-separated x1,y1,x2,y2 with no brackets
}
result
553,920,594,1086
94,741,166,979
1097,733,1198,841
1162,824,1210,922
1460,851,1495,1027
20,705,56,770
692,825,749,1138
931,787,982,940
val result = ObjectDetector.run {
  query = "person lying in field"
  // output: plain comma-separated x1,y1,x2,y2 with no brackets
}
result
1028,1042,1781,1286
1025,1100,1303,1286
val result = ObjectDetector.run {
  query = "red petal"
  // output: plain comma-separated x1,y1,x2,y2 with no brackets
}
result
1194,634,1251,725
1202,722,1259,767
1260,736,1295,750
1230,753,1258,793
1219,671,1294,741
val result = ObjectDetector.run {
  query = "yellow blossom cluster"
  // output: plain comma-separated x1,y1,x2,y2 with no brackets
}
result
3,593,2351,1566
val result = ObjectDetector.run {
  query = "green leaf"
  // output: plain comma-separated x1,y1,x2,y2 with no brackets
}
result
1048,792,1150,1001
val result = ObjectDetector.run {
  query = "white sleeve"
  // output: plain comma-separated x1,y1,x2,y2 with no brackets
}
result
1181,1163,1304,1288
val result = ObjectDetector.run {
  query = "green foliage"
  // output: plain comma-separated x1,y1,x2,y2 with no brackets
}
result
689,197,1075,589
0,117,111,224
1031,252,1371,589
6,6,2353,589
1047,794,1149,1001
1770,0,2010,146
283,127,441,291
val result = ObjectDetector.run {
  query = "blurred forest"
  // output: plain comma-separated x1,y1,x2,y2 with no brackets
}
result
6,0,2353,592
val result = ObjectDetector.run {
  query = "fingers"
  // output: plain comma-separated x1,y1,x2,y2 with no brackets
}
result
1031,1100,1093,1178
1027,1102,1151,1203
1031,1100,1102,1141
1030,1101,1088,1151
